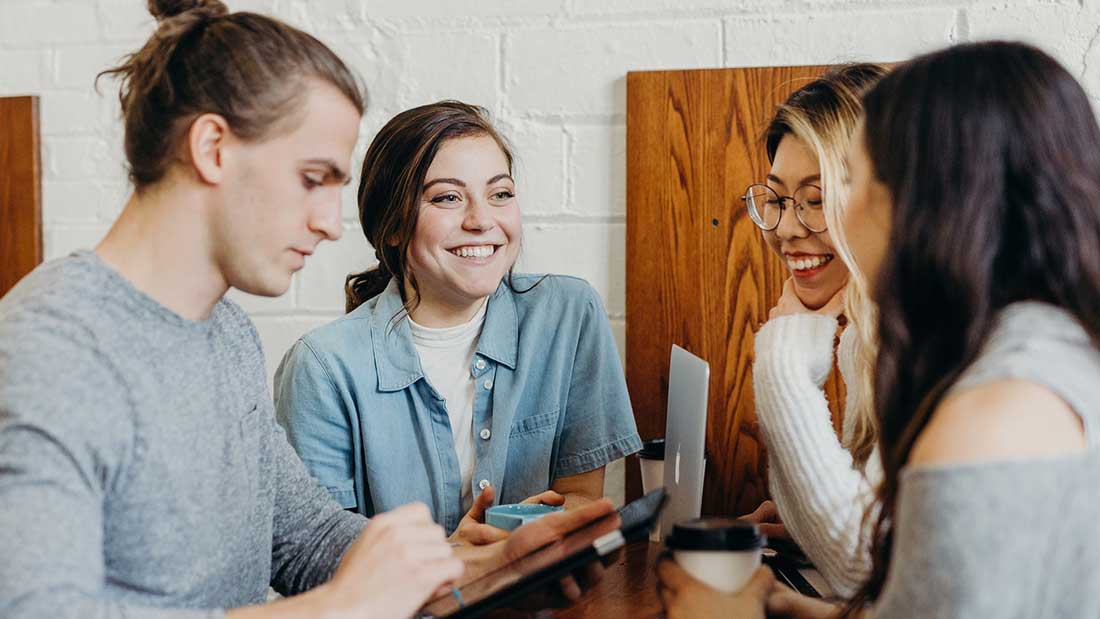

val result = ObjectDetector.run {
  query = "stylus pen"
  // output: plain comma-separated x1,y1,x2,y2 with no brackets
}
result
451,586,465,609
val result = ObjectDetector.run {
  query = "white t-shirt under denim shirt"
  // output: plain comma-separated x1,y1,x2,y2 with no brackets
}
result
408,301,487,512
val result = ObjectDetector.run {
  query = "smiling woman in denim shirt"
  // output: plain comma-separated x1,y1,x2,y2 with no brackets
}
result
273,100,642,544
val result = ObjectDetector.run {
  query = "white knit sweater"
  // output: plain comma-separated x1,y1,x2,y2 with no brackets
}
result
752,313,881,598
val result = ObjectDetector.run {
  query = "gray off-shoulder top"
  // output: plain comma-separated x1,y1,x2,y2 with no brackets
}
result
873,302,1100,618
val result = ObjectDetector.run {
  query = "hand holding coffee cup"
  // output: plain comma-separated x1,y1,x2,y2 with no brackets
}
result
656,555,775,619
665,517,766,593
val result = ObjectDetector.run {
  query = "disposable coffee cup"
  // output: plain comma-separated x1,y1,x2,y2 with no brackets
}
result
638,438,665,494
637,439,665,541
666,517,765,593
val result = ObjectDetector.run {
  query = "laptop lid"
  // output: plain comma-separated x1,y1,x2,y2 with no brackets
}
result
660,344,710,541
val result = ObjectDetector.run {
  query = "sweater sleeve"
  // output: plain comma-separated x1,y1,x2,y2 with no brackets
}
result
267,409,367,596
0,334,223,619
753,314,875,597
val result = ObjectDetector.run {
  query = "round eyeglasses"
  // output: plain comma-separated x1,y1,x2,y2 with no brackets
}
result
740,183,827,233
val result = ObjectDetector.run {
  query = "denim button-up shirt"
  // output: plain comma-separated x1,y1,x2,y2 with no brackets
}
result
273,274,641,533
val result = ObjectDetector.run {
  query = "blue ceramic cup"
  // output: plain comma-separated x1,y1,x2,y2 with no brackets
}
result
485,503,565,531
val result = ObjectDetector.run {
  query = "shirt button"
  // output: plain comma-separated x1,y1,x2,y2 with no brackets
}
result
478,479,490,491
475,359,486,370
479,428,491,440
483,379,493,390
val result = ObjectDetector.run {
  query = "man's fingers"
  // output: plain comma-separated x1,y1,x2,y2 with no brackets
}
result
421,557,466,592
577,560,605,589
558,575,582,602
538,498,614,536
505,499,616,560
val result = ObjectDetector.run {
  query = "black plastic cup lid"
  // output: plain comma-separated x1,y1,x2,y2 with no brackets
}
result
638,438,665,459
665,517,766,551
638,438,713,461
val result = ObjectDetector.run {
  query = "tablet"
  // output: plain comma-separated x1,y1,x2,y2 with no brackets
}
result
418,489,668,618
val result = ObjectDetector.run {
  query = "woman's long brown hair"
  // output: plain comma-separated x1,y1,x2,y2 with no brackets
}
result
846,41,1100,613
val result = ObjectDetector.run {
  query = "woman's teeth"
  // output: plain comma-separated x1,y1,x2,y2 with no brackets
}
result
787,255,833,271
451,245,495,258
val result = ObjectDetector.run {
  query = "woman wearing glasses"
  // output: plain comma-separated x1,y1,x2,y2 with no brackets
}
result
735,64,887,598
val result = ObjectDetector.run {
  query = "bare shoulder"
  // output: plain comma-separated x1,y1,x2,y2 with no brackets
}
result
909,380,1086,467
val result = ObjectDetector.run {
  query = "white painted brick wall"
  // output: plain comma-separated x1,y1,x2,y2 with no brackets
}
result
5,0,1100,505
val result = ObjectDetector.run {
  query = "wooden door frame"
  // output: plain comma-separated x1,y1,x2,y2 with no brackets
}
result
0,95,43,298
624,66,846,516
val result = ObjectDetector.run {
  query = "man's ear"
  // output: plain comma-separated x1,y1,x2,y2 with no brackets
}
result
187,113,231,185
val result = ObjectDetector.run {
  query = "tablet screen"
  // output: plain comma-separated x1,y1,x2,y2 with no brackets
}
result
420,490,666,618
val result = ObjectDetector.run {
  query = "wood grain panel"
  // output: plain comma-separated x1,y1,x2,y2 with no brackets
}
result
626,66,846,517
0,96,42,298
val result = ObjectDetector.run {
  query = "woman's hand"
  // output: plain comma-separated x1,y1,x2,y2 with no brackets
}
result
741,500,790,541
770,279,845,321
449,486,566,546
324,503,463,619
767,584,844,618
657,557,775,619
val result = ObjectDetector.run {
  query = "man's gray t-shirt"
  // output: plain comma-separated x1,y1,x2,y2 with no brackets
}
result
0,251,366,618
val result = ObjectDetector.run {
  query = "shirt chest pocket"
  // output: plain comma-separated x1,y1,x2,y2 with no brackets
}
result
505,408,561,493
509,409,560,437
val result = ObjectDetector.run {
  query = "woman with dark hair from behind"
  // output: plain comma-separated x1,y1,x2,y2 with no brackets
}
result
658,40,1100,618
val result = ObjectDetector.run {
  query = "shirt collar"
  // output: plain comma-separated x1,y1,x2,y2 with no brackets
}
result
370,278,518,392
477,282,518,371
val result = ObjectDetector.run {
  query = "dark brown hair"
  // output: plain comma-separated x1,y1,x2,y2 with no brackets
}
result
98,0,365,189
345,100,518,314
847,41,1100,612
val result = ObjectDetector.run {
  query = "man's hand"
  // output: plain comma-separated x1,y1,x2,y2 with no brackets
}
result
324,503,463,619
455,498,619,609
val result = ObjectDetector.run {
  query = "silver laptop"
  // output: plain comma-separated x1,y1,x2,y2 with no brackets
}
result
660,345,710,541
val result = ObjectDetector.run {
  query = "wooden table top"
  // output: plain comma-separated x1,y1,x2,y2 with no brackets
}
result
489,540,663,619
